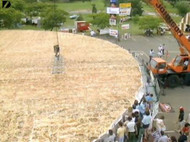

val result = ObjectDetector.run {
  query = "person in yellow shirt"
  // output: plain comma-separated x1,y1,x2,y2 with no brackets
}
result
117,121,126,142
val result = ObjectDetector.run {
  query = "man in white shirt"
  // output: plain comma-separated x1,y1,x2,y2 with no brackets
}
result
149,49,155,62
158,50,163,58
154,116,166,132
184,59,189,70
127,117,136,142
158,44,162,52
158,131,169,142
105,129,116,142
161,44,165,55
90,30,96,37
142,111,152,139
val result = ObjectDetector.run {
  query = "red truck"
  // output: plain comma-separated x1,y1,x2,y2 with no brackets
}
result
75,21,90,32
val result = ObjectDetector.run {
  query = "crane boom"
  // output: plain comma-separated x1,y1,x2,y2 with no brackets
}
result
148,0,190,54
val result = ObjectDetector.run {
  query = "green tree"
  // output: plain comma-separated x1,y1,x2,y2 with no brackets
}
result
76,14,84,21
138,16,161,30
167,0,179,7
92,4,97,14
119,0,143,16
41,8,68,30
23,0,36,3
0,8,23,28
176,2,190,17
132,15,139,23
90,13,109,29
10,0,26,11
25,3,53,18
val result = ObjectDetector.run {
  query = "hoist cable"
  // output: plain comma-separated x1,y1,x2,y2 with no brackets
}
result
53,0,59,46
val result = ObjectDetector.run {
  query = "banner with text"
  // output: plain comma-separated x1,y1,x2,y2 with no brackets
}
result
119,8,131,16
109,18,117,26
121,24,130,29
100,29,109,35
119,3,131,8
107,7,120,14
109,29,118,37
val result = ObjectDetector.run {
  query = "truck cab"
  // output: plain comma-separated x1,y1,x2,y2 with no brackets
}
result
149,58,167,75
168,55,190,73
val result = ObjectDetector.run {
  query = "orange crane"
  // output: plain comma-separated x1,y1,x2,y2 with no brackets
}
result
147,0,190,87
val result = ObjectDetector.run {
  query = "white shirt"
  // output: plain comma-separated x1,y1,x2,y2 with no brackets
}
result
127,121,136,132
152,130,161,142
90,31,95,36
105,134,116,142
158,51,163,57
132,108,139,113
142,115,152,125
158,135,169,142
149,50,154,56
184,60,188,66
158,46,162,51
155,118,166,131
132,117,136,122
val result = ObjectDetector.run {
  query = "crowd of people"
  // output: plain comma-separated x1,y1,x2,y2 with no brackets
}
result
149,44,167,62
103,96,190,142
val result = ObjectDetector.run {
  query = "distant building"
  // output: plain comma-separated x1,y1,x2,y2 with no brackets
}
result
179,12,190,32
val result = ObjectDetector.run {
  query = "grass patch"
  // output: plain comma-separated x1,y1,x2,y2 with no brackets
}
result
162,0,178,13
142,1,178,14
55,0,105,12
171,15,182,23
142,2,155,13
64,14,93,27
19,25,43,30
120,20,144,35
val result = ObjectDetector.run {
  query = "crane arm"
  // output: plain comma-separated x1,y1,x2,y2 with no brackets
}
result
147,0,190,54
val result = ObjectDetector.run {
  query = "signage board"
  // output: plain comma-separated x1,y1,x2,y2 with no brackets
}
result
107,7,120,14
121,24,130,29
100,29,109,35
119,3,131,8
109,29,118,37
110,0,118,3
119,8,131,16
109,18,117,26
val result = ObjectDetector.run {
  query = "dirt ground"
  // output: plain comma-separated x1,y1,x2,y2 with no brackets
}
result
0,30,141,142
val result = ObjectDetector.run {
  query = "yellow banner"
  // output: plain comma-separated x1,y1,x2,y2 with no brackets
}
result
119,3,131,8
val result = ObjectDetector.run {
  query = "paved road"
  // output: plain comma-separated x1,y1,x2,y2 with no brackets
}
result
100,35,180,61
99,35,190,132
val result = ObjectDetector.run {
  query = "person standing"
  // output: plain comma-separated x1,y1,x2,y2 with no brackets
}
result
178,132,188,142
158,50,163,58
178,107,185,131
105,129,116,142
145,79,152,94
126,116,136,142
142,111,152,140
180,123,190,135
170,136,177,142
158,131,169,142
158,44,162,52
117,121,126,142
151,127,161,142
162,44,165,55
149,49,155,62
155,115,166,132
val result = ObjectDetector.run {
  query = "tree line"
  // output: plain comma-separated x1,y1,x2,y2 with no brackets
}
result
0,0,68,30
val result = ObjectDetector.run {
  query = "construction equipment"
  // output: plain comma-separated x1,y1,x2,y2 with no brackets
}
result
146,0,190,87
